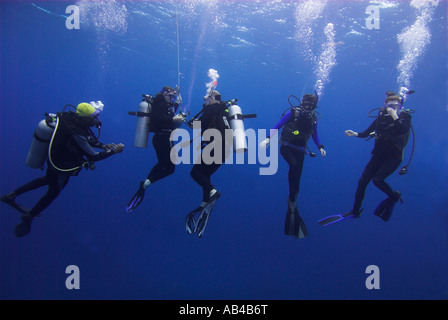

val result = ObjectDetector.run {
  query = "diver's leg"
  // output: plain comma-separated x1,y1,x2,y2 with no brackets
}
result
191,162,221,203
29,169,70,217
351,154,382,214
7,176,50,199
15,169,70,237
280,146,305,204
371,156,403,221
147,133,175,184
372,156,402,197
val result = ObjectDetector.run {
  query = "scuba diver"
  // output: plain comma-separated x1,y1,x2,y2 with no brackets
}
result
1,102,124,237
126,86,184,213
185,90,233,238
318,91,413,226
260,93,326,239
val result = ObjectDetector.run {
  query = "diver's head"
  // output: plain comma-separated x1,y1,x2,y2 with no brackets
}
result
385,91,402,110
161,86,177,105
204,90,221,106
301,93,318,112
76,103,101,128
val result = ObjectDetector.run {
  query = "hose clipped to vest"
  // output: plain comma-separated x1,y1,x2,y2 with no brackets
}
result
48,116,89,174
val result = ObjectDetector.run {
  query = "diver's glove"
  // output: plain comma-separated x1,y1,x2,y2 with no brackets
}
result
345,130,358,137
173,113,185,125
320,148,326,157
386,107,399,120
103,143,124,153
259,138,270,150
111,143,124,153
103,143,116,151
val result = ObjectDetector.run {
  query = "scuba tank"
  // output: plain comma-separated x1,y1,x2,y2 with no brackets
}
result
129,95,152,148
25,114,57,169
187,97,256,153
227,103,247,153
226,100,257,153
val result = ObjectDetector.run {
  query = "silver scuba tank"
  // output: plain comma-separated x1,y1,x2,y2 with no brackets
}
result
227,104,247,153
133,100,151,148
25,114,57,169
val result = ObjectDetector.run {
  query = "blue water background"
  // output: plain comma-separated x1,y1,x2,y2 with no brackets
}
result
1,0,447,299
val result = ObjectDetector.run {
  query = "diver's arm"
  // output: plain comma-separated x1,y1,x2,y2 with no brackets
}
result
73,135,123,162
312,123,326,157
89,139,106,149
269,111,291,138
259,111,291,149
196,105,213,130
390,111,412,135
347,118,377,138
173,113,185,128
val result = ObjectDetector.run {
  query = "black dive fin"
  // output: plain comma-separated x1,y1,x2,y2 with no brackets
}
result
185,206,202,235
374,194,402,222
1,195,30,214
195,192,221,238
126,181,146,213
285,207,308,239
14,214,33,238
186,191,221,238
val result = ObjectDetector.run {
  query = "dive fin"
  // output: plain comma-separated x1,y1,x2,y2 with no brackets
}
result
126,181,146,213
284,207,308,239
186,191,221,238
318,210,362,227
195,191,221,238
185,206,202,234
318,214,345,226
14,214,34,238
1,194,30,214
374,192,402,222
295,214,308,239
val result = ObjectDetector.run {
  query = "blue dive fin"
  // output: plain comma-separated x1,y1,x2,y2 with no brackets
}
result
318,210,361,227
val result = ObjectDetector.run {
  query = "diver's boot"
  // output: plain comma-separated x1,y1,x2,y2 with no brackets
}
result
342,208,363,219
392,190,402,202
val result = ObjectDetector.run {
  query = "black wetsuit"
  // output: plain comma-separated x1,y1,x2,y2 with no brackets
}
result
352,108,412,213
190,102,231,202
146,93,177,183
13,112,116,217
277,108,323,202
